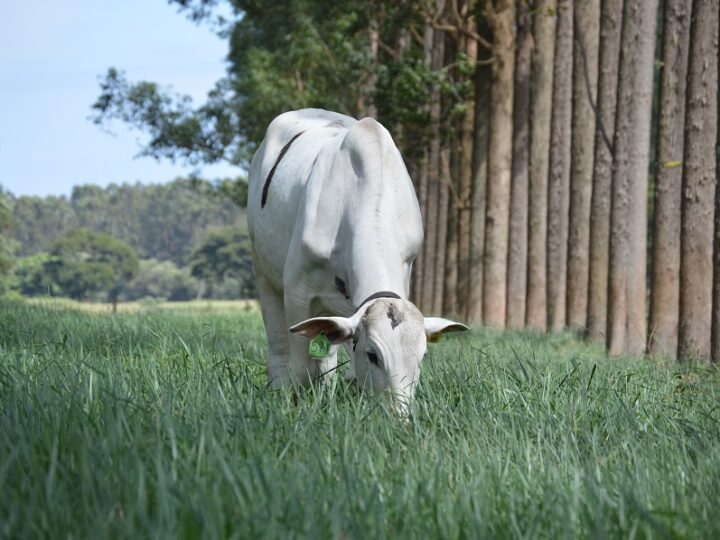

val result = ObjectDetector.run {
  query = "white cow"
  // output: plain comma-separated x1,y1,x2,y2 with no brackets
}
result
247,109,467,414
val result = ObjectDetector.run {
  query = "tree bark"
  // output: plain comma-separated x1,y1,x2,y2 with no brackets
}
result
566,0,599,331
526,0,557,331
415,23,434,311
506,0,533,328
713,46,720,363
468,51,491,325
482,0,516,329
586,0,623,342
434,142,450,315
421,11,446,314
444,132,459,316
608,0,659,356
410,27,427,307
678,0,718,361
366,20,379,118
648,0,692,356
442,14,467,318
413,150,429,307
547,0,573,333
457,30,477,321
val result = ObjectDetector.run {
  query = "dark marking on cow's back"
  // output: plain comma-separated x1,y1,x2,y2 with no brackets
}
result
387,304,403,329
335,277,350,299
261,131,305,208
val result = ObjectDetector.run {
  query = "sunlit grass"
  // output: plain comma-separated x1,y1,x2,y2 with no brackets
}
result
1,300,719,538
21,296,260,314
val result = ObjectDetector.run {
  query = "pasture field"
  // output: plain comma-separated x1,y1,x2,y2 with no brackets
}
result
21,297,260,314
1,300,719,539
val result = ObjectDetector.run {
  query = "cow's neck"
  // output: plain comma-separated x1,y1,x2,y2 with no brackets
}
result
327,151,415,308
350,276,405,308
346,233,406,307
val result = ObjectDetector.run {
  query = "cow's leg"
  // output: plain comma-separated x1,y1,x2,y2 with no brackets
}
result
316,344,341,384
255,272,292,389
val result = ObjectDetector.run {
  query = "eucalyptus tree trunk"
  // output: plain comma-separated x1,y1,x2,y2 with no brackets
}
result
457,30,477,321
586,0,623,342
434,141,451,315
678,0,718,361
411,28,427,307
468,53,491,325
421,10,446,314
547,0,573,333
648,0,692,356
506,0,533,328
443,130,459,316
608,0,659,356
714,88,720,363
526,0,557,331
413,152,429,308
483,0,516,328
415,23,434,310
566,0,599,331
441,6,475,319
361,19,379,118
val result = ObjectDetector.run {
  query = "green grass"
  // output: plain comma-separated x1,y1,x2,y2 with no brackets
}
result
1,300,719,539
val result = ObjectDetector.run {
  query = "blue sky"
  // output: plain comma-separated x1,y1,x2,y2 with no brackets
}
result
0,0,238,197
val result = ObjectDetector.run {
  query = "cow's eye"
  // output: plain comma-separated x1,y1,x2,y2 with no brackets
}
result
367,351,380,367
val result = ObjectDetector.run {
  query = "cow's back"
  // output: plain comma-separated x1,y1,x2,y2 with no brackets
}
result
247,109,356,287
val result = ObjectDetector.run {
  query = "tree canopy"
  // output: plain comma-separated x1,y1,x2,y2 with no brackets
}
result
0,190,16,294
190,226,255,298
13,253,60,297
9,178,243,265
91,0,448,169
120,258,200,302
44,228,139,304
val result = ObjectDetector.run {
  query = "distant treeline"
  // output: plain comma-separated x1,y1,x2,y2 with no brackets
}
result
7,178,244,266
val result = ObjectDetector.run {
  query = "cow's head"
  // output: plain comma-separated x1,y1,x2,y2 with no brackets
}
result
289,298,467,416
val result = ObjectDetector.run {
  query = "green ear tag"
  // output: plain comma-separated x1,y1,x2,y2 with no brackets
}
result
308,332,332,358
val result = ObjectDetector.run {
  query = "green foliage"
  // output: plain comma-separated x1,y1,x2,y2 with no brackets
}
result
0,190,17,294
9,178,243,265
92,68,236,165
203,176,249,208
223,0,369,152
44,228,139,302
5,193,74,258
121,258,200,302
374,53,434,138
1,303,719,537
190,226,255,297
12,253,61,296
91,1,444,168
6,179,252,302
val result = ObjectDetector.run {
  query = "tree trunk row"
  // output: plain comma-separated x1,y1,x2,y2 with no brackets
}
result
408,0,718,362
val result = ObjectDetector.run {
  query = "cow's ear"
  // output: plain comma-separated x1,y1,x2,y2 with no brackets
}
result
424,317,469,343
289,316,356,344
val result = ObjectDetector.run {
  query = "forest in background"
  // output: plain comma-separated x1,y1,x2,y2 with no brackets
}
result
0,178,255,302
9,178,242,264
1,0,719,363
